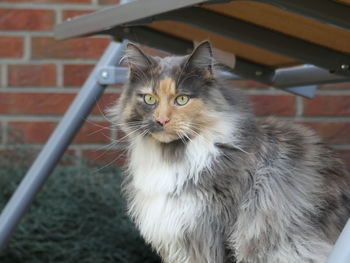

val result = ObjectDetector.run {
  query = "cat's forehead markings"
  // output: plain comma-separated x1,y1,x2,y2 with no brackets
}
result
149,64,161,75
140,85,153,94
157,77,176,97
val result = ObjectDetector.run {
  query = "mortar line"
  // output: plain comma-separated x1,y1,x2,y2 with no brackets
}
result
295,96,303,117
0,3,98,9
315,90,350,95
0,115,108,122
240,88,291,95
55,6,62,24
23,34,31,60
0,63,7,88
56,62,63,87
1,120,8,145
0,31,54,37
257,116,350,122
0,143,119,150
0,31,110,37
91,0,99,7
0,58,100,64
0,86,122,92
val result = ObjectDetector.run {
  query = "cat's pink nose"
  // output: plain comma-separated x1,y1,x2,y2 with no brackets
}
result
156,117,170,126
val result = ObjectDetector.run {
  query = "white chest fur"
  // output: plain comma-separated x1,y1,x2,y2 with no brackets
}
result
127,135,219,247
129,135,219,195
127,117,237,249
130,191,203,248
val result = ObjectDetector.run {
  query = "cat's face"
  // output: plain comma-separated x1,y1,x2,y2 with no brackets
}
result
115,41,220,143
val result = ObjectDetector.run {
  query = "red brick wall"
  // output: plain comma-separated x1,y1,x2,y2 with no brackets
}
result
0,0,349,169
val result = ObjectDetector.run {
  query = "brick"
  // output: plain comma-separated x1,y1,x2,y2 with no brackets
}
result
299,122,350,144
303,96,350,116
0,92,119,115
32,37,110,59
63,64,93,86
0,92,75,115
250,95,295,116
98,0,119,5
91,93,119,115
0,36,23,58
234,80,269,89
82,149,125,165
8,121,57,143
62,10,94,21
0,0,90,3
73,121,110,143
8,121,110,143
318,82,350,90
8,64,56,86
0,9,55,31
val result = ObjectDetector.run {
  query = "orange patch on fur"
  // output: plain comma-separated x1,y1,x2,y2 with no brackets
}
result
158,77,176,96
154,77,176,121
151,77,216,143
176,98,215,132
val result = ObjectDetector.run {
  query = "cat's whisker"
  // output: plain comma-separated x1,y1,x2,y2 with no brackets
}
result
176,132,187,144
140,128,150,138
181,125,210,145
115,126,146,142
92,149,127,173
94,101,115,123
110,120,145,128
96,141,119,152
85,126,113,138
182,132,193,144
231,144,250,155
83,120,110,129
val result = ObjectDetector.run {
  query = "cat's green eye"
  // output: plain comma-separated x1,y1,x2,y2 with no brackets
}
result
175,95,190,106
144,94,157,105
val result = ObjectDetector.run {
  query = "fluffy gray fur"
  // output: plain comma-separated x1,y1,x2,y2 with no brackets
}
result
109,41,350,263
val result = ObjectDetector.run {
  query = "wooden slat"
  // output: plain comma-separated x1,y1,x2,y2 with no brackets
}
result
334,0,350,6
149,22,297,67
205,1,350,55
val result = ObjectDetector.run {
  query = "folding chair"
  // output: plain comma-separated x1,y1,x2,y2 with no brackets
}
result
1,0,350,261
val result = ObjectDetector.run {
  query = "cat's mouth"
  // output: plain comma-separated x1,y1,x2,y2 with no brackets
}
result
150,131,179,143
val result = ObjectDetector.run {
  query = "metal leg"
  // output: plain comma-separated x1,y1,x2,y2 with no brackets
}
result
327,219,350,263
0,40,127,251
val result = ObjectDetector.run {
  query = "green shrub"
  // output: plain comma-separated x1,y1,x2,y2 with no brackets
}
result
0,149,161,263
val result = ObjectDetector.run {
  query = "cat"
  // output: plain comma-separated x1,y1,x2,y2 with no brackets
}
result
108,41,350,263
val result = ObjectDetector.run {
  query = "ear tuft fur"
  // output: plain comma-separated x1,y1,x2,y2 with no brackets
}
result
121,42,153,70
185,41,213,74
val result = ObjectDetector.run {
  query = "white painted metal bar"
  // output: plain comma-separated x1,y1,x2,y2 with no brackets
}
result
273,64,349,87
327,219,350,263
54,0,210,40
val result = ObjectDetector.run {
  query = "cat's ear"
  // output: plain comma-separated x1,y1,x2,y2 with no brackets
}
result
121,42,154,71
185,41,213,75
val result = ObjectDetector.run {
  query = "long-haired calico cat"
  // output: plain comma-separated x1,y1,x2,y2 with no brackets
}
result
108,41,350,263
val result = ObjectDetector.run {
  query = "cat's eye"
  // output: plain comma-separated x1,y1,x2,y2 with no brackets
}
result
144,94,157,105
175,95,190,106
